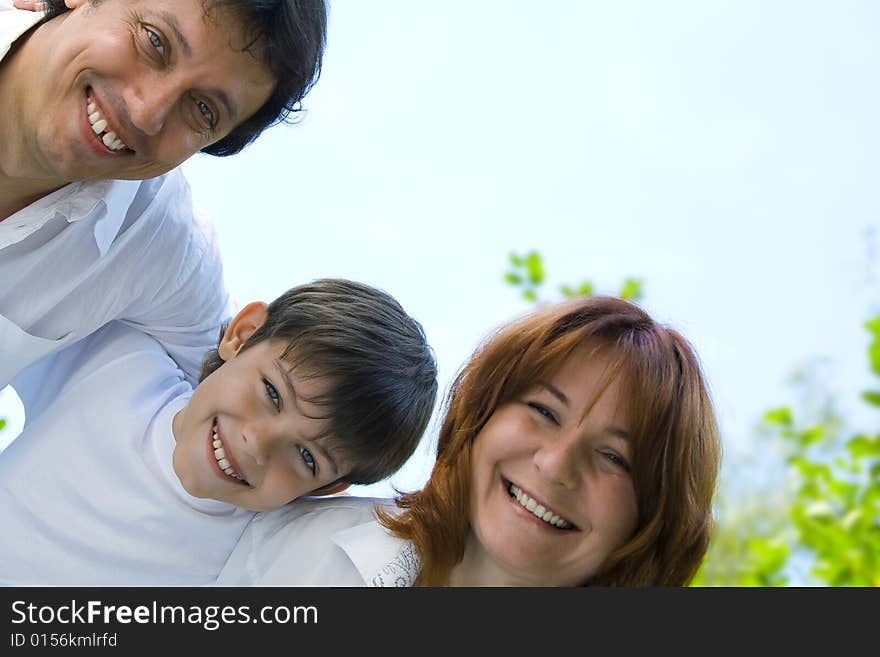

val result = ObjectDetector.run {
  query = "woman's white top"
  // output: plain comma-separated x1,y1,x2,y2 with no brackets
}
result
216,496,421,587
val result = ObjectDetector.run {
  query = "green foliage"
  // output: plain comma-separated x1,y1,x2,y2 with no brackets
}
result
765,321,880,587
504,250,643,304
0,418,5,432
695,320,880,586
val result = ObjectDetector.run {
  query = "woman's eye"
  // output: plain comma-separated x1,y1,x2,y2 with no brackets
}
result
264,379,281,410
195,99,216,129
300,447,316,475
602,450,631,473
144,27,165,57
527,402,558,424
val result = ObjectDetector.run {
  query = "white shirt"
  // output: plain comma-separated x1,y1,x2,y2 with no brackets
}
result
216,496,421,587
0,3,232,390
0,322,253,586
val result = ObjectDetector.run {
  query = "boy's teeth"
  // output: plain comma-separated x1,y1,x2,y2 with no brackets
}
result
211,422,245,482
508,483,573,529
91,119,108,134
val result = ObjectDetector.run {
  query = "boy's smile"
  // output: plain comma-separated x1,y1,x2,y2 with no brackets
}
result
209,417,250,485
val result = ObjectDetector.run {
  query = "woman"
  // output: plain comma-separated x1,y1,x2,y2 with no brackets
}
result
216,295,721,586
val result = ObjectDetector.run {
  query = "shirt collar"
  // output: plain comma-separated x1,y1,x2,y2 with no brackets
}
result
331,517,421,586
46,179,140,256
90,179,141,256
0,3,43,62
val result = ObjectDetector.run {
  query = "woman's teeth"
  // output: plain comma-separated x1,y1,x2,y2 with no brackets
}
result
87,100,130,152
508,483,573,529
212,423,245,483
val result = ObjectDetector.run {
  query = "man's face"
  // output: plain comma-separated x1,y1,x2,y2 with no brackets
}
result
13,0,276,183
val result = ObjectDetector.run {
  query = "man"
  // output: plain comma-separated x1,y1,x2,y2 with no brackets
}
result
0,0,327,393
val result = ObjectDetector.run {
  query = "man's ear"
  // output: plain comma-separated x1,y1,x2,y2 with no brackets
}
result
217,301,269,362
65,0,85,9
310,481,351,497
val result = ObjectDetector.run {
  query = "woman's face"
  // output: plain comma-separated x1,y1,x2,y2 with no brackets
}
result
466,346,639,586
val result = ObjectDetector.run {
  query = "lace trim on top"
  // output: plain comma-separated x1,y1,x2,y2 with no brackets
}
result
369,542,421,587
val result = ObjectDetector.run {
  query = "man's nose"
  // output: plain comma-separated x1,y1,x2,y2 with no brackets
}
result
123,77,179,136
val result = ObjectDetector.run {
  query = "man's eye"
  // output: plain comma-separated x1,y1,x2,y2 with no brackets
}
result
527,402,558,424
144,27,166,57
264,379,281,410
195,99,216,129
300,447,316,475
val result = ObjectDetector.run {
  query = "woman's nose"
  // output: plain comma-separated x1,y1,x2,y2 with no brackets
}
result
533,434,581,489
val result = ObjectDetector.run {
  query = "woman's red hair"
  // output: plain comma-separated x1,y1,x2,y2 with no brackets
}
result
379,295,721,586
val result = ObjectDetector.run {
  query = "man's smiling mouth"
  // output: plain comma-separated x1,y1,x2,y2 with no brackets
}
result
86,91,132,153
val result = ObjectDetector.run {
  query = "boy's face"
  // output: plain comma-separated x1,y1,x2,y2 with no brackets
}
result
171,303,350,511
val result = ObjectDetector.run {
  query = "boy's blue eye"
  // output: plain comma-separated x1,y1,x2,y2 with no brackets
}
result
264,379,281,410
300,447,316,475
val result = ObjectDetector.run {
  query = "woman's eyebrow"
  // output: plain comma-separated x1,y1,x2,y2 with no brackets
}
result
539,383,569,406
605,427,631,442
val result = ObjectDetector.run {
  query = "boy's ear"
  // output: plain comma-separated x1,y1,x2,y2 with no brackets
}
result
310,481,351,497
217,301,269,361
65,0,85,9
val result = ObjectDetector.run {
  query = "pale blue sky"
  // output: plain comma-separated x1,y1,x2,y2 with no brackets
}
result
2,0,877,500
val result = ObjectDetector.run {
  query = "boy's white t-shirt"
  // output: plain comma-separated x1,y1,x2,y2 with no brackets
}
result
0,322,253,586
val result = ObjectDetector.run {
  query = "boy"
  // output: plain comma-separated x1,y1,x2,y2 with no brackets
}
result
0,279,438,585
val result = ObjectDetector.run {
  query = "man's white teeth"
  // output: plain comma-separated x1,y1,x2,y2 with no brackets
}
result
87,99,129,151
508,484,572,529
212,425,244,481
102,131,125,150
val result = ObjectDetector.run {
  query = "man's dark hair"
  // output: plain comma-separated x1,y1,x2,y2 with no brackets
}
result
41,0,327,157
200,279,439,486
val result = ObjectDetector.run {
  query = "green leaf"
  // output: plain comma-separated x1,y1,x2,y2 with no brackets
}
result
847,434,880,460
619,277,644,300
523,289,537,303
0,418,5,431
508,252,524,267
560,284,575,299
578,281,595,297
525,251,545,285
797,424,825,447
867,315,880,376
860,390,880,407
864,315,880,338
763,406,793,427
504,272,523,286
